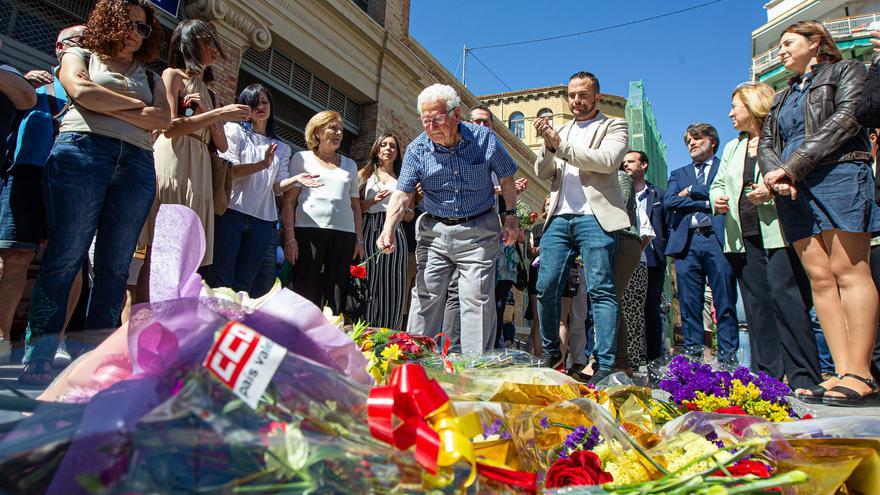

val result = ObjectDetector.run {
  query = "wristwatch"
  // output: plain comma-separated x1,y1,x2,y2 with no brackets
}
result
502,208,516,216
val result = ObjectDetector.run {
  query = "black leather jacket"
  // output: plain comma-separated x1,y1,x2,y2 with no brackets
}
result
758,60,872,182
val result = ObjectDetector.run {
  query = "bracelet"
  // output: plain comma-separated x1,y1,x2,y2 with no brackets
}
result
284,239,297,245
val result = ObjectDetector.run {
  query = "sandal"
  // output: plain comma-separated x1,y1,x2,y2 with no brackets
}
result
17,359,55,387
822,373,880,407
794,373,842,404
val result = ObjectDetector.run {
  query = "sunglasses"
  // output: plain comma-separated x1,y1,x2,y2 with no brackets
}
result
131,20,152,38
419,109,454,127
59,35,83,46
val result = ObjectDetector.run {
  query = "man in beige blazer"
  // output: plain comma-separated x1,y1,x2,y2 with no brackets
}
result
533,71,630,384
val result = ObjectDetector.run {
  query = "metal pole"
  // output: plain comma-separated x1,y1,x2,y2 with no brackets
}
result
462,44,467,87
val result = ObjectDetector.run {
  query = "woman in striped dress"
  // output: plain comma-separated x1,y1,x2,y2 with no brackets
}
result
360,133,413,329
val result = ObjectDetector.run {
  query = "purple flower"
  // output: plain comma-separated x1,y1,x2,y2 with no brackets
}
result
483,418,503,437
559,426,601,459
540,416,550,429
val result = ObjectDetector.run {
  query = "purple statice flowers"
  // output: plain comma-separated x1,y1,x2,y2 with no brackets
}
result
558,425,601,459
658,355,791,405
482,418,511,439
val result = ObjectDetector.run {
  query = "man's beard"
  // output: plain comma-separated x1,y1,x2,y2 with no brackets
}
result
571,104,595,119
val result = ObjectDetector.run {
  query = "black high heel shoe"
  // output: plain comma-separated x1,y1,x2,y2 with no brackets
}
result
794,373,842,404
822,373,880,407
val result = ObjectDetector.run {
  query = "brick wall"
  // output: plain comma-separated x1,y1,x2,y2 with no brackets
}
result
209,28,244,106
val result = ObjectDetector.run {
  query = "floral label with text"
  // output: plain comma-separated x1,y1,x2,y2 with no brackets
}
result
202,321,286,409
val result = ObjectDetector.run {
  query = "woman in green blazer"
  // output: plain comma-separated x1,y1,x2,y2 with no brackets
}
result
709,82,820,391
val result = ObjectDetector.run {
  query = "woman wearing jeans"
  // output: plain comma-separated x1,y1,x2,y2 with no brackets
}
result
209,84,293,295
21,0,170,384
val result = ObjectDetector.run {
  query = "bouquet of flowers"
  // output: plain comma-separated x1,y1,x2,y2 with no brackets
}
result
654,355,796,423
349,321,438,382
515,200,539,233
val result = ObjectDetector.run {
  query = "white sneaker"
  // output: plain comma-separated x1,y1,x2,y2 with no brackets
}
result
53,340,72,369
0,339,11,365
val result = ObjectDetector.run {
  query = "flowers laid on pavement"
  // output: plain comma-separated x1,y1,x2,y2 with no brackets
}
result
348,321,437,382
656,355,796,422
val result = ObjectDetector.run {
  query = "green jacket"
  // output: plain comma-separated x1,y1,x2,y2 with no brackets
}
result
709,135,787,253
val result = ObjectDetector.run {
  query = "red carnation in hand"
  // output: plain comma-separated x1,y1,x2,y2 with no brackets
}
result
545,451,613,489
712,459,771,478
714,405,747,415
350,264,367,279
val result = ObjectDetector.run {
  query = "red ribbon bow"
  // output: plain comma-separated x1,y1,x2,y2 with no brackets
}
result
367,363,536,491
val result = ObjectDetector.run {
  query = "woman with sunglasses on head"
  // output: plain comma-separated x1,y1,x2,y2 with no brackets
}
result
358,132,412,329
208,84,297,295
135,19,252,301
711,81,820,391
760,21,880,406
20,0,170,385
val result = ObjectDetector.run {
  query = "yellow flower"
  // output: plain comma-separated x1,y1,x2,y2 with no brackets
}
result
744,400,794,422
362,340,374,351
692,392,731,412
728,379,762,405
381,343,403,362
656,432,733,476
604,450,653,485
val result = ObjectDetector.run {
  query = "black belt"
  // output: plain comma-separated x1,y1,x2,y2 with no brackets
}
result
692,225,714,236
426,207,495,226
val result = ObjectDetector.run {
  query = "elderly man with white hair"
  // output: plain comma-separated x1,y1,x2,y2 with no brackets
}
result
377,83,519,355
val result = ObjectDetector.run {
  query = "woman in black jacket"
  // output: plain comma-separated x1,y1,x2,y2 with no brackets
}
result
761,21,880,406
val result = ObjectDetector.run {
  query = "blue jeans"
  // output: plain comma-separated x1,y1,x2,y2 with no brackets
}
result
26,132,155,362
250,223,280,298
210,208,274,294
537,214,618,369
811,306,834,373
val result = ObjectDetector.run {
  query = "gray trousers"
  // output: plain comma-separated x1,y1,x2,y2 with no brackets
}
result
406,212,500,355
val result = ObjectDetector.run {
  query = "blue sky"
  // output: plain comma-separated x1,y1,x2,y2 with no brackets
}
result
410,0,768,174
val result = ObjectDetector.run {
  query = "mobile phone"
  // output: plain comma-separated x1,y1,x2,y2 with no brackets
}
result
177,96,196,117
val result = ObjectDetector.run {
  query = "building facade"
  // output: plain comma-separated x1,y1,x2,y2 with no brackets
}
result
751,0,879,90
478,85,627,156
0,0,547,209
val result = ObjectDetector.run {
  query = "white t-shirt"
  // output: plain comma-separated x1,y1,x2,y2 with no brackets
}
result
290,150,359,233
363,173,397,214
554,116,603,216
636,190,656,263
220,122,291,222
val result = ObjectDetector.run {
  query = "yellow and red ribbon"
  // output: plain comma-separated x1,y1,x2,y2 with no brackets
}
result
367,363,536,491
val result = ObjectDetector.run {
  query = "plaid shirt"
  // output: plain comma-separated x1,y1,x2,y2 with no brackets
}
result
397,122,517,218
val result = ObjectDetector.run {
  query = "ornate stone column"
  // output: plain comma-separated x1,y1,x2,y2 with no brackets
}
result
185,0,273,104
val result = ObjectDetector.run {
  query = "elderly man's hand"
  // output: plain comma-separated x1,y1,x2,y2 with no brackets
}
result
515,177,528,193
678,186,691,197
376,229,395,253
501,216,518,247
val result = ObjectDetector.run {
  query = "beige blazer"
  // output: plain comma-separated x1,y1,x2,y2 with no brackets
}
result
534,112,631,232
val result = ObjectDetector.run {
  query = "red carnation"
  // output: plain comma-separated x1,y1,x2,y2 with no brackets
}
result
545,451,613,489
712,459,771,478
350,264,367,279
714,405,747,415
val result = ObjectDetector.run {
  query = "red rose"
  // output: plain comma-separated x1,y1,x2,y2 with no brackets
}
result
684,402,697,411
545,451,613,489
350,264,367,279
714,405,747,415
712,459,771,478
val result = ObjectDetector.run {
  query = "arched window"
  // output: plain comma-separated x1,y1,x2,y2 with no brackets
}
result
508,112,525,139
538,108,553,128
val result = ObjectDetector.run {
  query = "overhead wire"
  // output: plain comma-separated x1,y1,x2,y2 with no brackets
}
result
462,0,728,90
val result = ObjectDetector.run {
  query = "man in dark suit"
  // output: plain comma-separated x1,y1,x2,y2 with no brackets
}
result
621,150,667,361
663,123,738,364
